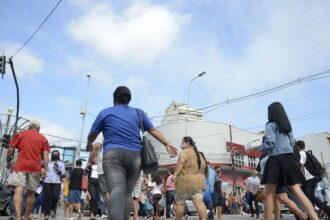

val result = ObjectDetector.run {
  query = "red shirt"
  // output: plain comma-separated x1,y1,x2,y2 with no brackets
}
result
10,129,50,173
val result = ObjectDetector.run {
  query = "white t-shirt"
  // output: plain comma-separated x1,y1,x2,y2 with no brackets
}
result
90,164,98,179
300,151,314,180
97,148,104,175
246,176,261,194
149,182,163,195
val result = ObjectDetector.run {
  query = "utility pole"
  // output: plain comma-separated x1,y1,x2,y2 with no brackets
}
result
76,73,91,161
229,124,236,192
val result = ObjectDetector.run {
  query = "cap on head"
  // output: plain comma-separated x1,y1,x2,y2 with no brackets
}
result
29,120,41,129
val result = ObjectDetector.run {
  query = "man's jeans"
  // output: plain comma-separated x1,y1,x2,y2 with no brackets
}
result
246,192,259,216
103,149,141,220
165,190,175,218
302,178,330,215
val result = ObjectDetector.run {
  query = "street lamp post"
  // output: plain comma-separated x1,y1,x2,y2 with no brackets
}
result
76,73,91,161
187,71,206,105
185,71,206,135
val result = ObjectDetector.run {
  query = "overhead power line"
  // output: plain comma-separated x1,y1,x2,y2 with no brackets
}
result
150,68,330,119
11,0,63,57
201,69,330,114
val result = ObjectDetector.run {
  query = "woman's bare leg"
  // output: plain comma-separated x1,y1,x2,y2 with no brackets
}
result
288,184,318,220
264,184,277,220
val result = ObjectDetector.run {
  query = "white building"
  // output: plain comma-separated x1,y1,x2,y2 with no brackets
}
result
161,101,203,125
150,102,263,192
299,132,330,176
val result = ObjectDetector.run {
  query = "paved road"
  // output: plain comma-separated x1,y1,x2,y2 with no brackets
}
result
0,213,300,220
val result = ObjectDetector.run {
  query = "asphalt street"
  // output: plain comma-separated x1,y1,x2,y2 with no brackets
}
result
0,212,301,220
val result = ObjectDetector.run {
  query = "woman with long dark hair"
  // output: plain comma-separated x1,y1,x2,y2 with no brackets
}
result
86,86,177,220
248,102,318,220
173,136,208,220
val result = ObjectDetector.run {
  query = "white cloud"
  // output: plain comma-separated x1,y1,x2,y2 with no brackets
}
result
10,111,80,147
27,116,79,147
54,96,78,110
68,2,190,64
0,43,44,80
156,1,330,103
62,55,113,88
126,75,149,89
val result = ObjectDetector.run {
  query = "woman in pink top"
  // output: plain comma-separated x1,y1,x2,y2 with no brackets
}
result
164,167,175,218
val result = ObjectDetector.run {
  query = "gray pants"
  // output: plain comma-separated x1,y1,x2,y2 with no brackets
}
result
103,149,141,220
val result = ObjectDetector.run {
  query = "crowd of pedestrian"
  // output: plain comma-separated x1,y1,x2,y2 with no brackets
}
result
4,86,330,220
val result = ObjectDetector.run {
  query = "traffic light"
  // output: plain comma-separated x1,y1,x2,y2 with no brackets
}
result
1,134,11,148
0,55,6,75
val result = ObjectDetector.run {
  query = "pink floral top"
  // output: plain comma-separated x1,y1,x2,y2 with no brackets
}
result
175,148,206,193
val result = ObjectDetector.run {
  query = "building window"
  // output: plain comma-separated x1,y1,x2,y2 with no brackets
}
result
248,156,257,168
234,155,244,166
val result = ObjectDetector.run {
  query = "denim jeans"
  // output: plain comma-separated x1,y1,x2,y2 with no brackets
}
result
32,192,43,214
165,190,175,218
246,192,259,216
98,193,106,216
103,149,141,220
288,191,304,220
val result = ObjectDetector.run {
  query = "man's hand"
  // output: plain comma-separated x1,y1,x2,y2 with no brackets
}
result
165,144,178,157
6,162,13,172
41,168,47,178
85,162,92,171
86,143,93,152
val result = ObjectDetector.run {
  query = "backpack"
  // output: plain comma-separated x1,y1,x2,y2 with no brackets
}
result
304,150,324,179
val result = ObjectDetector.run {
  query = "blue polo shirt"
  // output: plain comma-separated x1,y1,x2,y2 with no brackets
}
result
90,105,154,153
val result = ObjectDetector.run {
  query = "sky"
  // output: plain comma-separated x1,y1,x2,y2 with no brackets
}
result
0,0,330,147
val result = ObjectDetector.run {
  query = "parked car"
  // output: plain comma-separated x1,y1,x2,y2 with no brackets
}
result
0,184,11,216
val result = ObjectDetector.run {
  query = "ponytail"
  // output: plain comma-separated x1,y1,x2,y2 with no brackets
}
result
193,142,202,169
183,136,203,170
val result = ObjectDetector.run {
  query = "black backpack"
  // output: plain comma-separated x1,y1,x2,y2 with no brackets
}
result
305,150,324,178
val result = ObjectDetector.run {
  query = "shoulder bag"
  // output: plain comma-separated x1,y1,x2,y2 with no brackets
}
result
136,109,159,174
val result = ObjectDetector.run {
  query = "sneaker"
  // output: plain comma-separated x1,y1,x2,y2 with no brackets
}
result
101,214,108,219
50,210,56,218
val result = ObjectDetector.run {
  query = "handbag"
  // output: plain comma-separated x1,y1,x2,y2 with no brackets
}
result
81,170,88,191
136,109,159,174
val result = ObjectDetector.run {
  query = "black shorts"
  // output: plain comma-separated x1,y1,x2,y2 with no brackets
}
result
212,192,224,207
